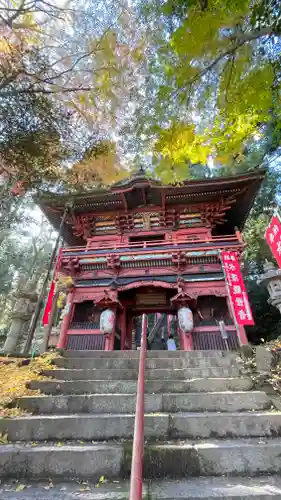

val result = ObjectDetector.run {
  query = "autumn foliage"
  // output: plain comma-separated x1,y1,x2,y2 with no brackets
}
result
0,353,58,418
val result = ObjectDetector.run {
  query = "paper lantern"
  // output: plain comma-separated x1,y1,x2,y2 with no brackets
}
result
178,306,193,333
100,308,115,334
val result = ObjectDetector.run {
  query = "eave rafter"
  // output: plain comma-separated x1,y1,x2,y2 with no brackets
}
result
200,195,237,227
66,213,95,240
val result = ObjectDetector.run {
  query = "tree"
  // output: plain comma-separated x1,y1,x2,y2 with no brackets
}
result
0,208,55,334
0,0,140,200
0,0,144,121
135,0,281,181
245,279,281,344
65,140,127,189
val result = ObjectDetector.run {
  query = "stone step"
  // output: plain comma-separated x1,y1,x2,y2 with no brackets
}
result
149,477,281,499
0,414,166,441
2,477,281,499
2,412,281,442
29,377,253,394
0,443,123,480
142,438,281,478
54,356,238,370
17,391,270,415
0,480,134,499
42,366,241,381
169,411,281,439
29,377,253,395
64,350,237,360
2,438,281,479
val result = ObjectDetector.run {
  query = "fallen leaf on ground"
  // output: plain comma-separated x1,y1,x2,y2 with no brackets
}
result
15,484,26,491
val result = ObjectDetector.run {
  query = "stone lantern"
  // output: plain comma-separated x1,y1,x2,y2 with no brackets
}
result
2,276,38,354
259,261,281,315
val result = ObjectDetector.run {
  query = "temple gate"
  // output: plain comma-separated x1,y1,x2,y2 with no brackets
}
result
37,170,264,351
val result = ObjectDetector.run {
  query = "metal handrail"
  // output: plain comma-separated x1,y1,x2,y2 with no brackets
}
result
129,313,147,500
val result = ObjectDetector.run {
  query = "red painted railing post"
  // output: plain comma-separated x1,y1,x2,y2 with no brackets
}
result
129,313,147,500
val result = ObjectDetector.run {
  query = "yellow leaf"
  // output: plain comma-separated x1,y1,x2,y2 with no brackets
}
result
16,484,26,491
0,432,9,444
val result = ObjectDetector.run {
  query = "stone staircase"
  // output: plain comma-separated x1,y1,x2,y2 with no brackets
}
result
2,350,281,498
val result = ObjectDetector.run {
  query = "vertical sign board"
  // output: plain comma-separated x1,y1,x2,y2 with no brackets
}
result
265,214,281,269
221,251,254,326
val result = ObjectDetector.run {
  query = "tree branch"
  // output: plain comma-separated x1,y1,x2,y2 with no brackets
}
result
228,27,274,43
0,0,27,27
1,85,93,96
174,27,275,99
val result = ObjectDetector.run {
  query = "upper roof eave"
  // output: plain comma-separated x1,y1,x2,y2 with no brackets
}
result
36,169,266,207
35,169,266,245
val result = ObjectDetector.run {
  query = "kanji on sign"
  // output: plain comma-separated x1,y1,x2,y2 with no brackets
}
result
235,297,244,307
265,214,281,269
238,310,247,321
228,263,236,271
221,251,254,326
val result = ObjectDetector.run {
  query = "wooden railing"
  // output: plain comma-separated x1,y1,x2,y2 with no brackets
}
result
61,232,244,256
69,321,100,330
192,327,238,350
129,313,147,500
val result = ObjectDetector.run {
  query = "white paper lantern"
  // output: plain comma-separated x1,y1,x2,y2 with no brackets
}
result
100,308,115,334
178,306,193,333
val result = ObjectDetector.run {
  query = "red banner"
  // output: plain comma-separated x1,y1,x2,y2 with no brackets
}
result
265,214,281,268
42,248,62,326
42,281,55,326
221,251,254,326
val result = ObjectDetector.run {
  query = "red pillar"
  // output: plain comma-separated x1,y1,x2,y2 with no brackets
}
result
227,297,248,346
176,307,193,351
104,307,117,351
167,314,172,337
127,314,133,350
121,306,126,350
227,297,248,345
237,325,248,345
57,290,74,349
181,330,193,350
105,335,111,351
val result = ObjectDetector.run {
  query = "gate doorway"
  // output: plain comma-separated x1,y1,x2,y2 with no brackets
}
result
118,285,179,351
133,313,179,350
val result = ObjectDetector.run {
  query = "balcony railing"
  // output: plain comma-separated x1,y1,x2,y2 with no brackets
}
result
69,321,100,330
61,232,244,257
192,327,239,350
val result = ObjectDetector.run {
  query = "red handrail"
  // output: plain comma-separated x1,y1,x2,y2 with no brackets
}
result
129,313,147,500
61,233,244,255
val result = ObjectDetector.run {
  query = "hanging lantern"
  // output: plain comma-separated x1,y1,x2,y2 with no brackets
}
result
100,308,115,334
178,306,193,333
